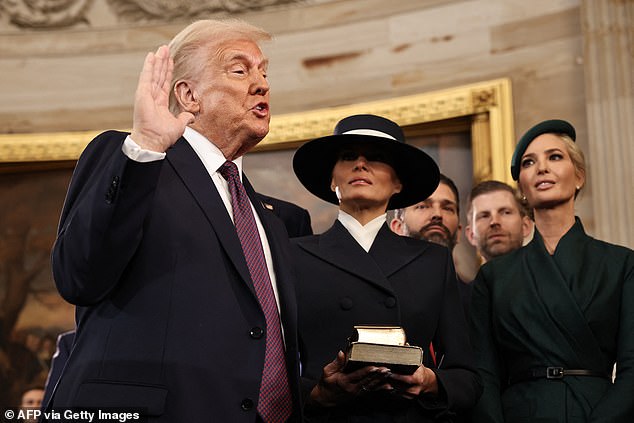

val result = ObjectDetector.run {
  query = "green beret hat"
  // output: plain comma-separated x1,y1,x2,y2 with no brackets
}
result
510,119,576,180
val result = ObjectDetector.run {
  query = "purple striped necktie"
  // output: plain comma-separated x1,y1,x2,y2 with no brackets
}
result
218,161,292,423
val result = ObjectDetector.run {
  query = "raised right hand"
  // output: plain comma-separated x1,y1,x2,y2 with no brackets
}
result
130,45,195,152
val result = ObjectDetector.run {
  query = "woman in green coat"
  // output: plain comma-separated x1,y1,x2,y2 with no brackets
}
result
470,119,634,422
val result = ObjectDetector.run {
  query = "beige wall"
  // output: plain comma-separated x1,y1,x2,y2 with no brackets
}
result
0,1,587,131
1,0,632,246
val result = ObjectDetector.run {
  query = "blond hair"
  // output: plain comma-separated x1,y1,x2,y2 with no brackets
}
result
167,19,271,114
558,134,586,198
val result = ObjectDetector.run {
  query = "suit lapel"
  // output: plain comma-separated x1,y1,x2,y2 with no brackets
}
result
525,226,603,366
243,175,288,291
552,219,602,312
243,176,270,232
369,224,428,277
165,139,254,294
298,221,395,294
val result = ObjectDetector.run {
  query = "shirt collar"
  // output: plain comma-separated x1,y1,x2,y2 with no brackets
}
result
183,126,243,179
337,210,386,252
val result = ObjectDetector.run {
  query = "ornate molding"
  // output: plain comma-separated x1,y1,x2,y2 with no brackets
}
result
107,0,301,21
0,0,304,28
0,78,515,183
0,130,103,162
472,88,497,110
1,0,92,29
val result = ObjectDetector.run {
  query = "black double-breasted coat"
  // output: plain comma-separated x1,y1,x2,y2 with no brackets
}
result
292,221,481,422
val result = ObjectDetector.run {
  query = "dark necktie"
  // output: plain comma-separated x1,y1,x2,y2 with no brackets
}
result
218,161,292,423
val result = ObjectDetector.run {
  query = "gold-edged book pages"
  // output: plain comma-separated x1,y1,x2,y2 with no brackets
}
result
344,325,423,375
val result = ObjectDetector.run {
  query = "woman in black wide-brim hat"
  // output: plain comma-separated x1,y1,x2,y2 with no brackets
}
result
470,119,634,422
291,114,481,422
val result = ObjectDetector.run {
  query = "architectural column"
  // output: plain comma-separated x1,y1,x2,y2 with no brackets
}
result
581,0,634,247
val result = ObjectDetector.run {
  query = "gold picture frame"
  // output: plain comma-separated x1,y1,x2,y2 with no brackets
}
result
0,78,514,183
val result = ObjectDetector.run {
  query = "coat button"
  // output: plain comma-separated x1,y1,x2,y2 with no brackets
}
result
249,327,264,339
384,297,397,308
339,296,353,310
111,176,120,188
240,398,254,411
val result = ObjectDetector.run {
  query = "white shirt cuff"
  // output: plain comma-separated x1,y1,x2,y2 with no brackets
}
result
122,136,166,162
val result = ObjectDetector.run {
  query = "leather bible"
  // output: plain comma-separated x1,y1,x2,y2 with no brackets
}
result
343,325,423,375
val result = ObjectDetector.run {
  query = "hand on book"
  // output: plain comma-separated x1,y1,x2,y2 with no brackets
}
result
308,351,392,407
383,364,439,399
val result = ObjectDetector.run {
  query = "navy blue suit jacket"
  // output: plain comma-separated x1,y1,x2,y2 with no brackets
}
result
49,131,302,422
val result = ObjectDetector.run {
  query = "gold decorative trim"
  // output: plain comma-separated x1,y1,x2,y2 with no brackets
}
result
0,131,102,162
260,78,515,184
0,78,515,183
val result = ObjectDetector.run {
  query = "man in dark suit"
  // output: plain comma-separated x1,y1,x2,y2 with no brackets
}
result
388,174,473,318
257,194,313,238
48,19,301,422
464,180,532,264
42,195,310,412
388,174,461,253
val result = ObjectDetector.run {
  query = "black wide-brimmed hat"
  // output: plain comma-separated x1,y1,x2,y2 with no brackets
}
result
511,119,576,180
293,114,440,209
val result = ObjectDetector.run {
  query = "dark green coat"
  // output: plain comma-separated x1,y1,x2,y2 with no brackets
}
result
470,218,634,422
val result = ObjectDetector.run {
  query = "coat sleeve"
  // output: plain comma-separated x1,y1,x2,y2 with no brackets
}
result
589,251,634,423
469,267,505,422
51,131,164,306
426,250,482,413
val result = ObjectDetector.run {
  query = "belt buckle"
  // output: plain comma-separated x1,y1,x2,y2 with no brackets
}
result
546,367,564,379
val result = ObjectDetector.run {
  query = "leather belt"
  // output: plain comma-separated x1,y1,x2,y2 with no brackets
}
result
508,367,611,385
